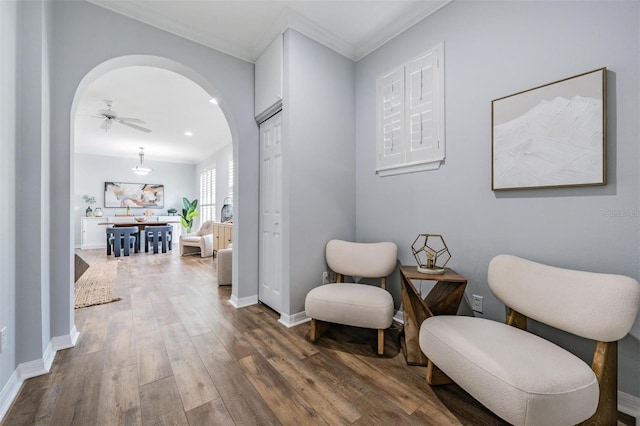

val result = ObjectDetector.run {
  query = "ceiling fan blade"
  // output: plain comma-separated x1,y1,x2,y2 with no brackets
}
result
118,117,145,124
116,118,151,133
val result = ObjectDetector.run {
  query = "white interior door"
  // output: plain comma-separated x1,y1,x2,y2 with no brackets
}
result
259,112,283,312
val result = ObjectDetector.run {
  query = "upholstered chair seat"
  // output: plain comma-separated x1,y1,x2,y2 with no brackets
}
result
305,283,393,330
421,316,598,425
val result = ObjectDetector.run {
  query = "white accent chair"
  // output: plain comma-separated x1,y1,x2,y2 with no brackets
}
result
305,240,397,355
419,254,640,426
179,221,215,258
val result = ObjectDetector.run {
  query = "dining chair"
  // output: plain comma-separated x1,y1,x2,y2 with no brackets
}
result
106,226,139,257
145,225,172,254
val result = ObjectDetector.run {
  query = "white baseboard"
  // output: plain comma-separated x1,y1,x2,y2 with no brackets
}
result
0,329,79,423
52,325,79,350
278,311,310,328
42,341,55,373
17,357,48,382
0,369,20,422
619,390,640,421
229,294,258,308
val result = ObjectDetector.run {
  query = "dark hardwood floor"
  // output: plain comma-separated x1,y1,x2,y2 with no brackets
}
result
2,249,634,425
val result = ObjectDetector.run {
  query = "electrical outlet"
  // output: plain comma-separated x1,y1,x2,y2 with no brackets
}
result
322,271,329,284
0,326,6,353
472,295,483,313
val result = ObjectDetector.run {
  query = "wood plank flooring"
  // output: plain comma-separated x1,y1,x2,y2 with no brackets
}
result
2,249,634,426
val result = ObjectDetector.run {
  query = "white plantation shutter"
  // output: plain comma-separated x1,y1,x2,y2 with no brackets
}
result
199,168,216,222
376,67,404,169
376,43,445,176
406,50,443,164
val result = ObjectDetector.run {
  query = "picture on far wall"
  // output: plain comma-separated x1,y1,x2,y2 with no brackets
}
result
491,67,607,191
104,182,164,208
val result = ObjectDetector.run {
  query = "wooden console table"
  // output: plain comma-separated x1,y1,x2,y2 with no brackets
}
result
399,265,467,366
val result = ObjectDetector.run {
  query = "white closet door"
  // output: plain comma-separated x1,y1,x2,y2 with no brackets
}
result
258,111,283,312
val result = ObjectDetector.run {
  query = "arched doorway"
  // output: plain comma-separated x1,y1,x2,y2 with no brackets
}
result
69,55,240,322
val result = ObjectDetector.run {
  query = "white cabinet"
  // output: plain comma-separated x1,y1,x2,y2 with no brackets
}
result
255,34,283,122
81,217,106,249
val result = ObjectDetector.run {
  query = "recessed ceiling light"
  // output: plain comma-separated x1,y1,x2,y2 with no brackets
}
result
184,131,193,136
209,98,218,105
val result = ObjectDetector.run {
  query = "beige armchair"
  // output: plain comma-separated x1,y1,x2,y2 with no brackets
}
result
179,221,215,257
305,240,397,355
419,255,640,425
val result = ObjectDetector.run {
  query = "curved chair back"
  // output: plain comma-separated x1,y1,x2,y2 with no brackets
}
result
488,254,640,342
146,225,172,238
325,240,397,279
198,221,215,236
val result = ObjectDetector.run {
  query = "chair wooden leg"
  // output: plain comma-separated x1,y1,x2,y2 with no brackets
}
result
426,359,453,385
310,319,328,343
310,319,318,342
377,329,385,355
580,341,617,425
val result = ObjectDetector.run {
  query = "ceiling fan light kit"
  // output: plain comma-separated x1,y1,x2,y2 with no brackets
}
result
132,147,153,176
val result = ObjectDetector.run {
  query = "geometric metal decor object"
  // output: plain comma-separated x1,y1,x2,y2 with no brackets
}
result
411,233,451,274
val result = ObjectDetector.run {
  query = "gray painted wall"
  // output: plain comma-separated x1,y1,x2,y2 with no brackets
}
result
355,1,639,396
74,153,197,247
0,0,18,396
16,0,52,366
283,30,356,314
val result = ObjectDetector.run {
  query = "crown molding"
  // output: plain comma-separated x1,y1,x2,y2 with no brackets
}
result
86,0,451,63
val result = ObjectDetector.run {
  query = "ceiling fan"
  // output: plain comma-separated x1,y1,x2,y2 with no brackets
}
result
93,100,151,133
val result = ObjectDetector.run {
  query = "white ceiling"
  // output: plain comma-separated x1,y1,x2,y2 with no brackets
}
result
75,0,450,164
75,66,231,164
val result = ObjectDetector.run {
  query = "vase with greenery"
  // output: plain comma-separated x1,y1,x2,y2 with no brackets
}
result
82,195,96,217
179,197,199,233
167,207,177,216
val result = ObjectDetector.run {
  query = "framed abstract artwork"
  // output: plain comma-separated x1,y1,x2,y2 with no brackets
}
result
491,68,606,190
104,182,164,208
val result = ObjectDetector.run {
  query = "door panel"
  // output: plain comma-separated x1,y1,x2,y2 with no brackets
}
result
259,112,283,312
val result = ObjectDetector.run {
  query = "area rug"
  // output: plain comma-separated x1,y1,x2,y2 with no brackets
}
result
74,261,122,309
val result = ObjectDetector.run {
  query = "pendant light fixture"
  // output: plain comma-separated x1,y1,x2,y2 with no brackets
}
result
132,147,153,176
